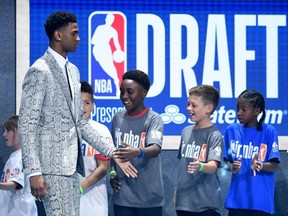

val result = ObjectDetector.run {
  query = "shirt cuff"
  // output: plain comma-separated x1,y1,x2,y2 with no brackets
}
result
28,172,42,178
106,147,117,157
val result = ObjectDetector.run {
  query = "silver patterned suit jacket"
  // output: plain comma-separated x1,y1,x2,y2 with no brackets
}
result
19,50,116,177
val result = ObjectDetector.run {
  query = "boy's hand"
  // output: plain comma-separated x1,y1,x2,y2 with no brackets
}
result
113,141,141,162
113,157,138,178
110,174,121,192
187,158,200,174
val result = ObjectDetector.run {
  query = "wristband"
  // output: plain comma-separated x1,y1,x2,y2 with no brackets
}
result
79,186,83,194
198,163,204,172
110,170,117,177
137,148,145,159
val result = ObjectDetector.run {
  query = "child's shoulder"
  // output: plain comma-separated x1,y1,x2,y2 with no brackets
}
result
226,123,242,131
261,123,277,133
113,109,126,119
181,125,194,134
147,108,162,119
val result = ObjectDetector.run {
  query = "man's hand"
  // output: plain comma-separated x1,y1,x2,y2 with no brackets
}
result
113,157,138,178
113,141,141,162
30,175,48,201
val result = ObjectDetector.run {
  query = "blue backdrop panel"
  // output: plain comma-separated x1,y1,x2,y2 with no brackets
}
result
30,0,288,138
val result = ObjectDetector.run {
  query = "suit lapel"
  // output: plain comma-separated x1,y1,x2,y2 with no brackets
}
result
67,63,81,123
43,51,74,118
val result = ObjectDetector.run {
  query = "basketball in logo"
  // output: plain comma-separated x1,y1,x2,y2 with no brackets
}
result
112,50,125,63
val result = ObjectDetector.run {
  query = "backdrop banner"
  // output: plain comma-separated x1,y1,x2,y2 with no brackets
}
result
29,0,288,148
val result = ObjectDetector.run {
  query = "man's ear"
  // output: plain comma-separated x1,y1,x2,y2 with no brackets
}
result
54,30,61,41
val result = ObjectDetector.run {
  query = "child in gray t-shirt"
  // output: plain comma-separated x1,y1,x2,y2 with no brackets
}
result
110,70,165,216
175,85,223,216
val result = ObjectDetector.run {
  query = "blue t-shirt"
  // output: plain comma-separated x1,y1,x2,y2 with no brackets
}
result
224,123,280,214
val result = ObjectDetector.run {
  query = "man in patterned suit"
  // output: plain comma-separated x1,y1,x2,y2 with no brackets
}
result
18,11,137,216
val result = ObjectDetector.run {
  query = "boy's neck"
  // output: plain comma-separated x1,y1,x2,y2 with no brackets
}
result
13,145,21,151
194,119,213,129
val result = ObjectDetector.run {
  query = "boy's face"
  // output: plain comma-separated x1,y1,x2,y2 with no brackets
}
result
3,128,19,149
81,92,94,120
120,79,147,116
187,95,213,125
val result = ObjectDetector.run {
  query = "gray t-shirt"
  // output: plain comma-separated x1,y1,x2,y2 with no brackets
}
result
175,125,223,214
111,108,165,208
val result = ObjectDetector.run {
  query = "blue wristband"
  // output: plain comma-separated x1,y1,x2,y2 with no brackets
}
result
137,148,145,159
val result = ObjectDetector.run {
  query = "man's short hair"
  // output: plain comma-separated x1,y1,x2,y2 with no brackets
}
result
44,11,77,40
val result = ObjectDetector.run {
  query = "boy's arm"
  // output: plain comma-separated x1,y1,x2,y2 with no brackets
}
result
188,159,219,174
260,160,278,172
113,143,161,162
80,155,109,192
252,154,278,176
199,160,219,173
0,181,19,192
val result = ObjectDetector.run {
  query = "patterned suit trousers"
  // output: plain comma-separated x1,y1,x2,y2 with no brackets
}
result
42,172,80,216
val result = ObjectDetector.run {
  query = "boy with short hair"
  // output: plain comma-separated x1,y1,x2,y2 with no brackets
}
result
110,70,165,216
175,84,223,216
79,81,112,216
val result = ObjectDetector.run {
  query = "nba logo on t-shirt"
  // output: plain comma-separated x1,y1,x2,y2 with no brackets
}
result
258,143,267,162
199,144,207,162
88,11,127,99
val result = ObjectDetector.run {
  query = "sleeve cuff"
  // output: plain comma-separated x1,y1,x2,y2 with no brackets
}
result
28,172,42,178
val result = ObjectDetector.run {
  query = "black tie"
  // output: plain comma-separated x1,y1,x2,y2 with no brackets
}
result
65,64,73,99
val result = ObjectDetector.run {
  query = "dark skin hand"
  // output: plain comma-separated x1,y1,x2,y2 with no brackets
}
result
227,158,242,174
226,154,278,176
113,142,142,162
110,174,121,192
113,142,161,162
251,153,278,176
112,157,138,178
111,142,161,192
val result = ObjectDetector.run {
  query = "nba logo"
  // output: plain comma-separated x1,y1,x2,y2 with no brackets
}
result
139,132,146,148
199,144,207,162
258,143,267,162
88,11,127,99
